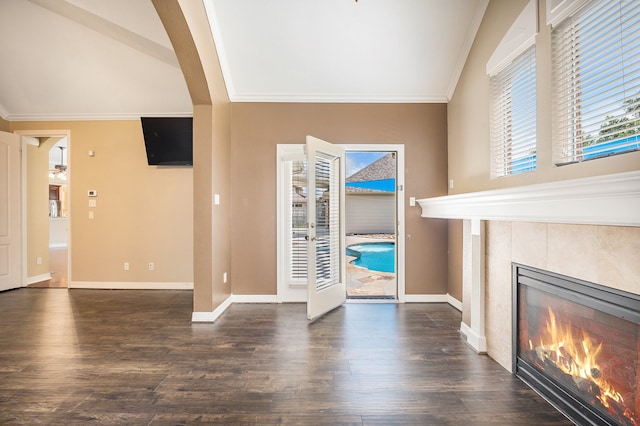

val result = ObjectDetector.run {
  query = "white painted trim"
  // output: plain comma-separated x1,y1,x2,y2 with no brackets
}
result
460,321,471,337
192,295,233,323
7,112,192,122
276,144,407,303
418,171,640,227
26,273,52,285
49,243,68,249
0,102,9,120
232,294,279,304
487,0,538,77
459,320,487,354
546,0,590,27
448,0,490,100
447,294,462,311
229,93,449,104
69,281,193,290
403,294,448,303
17,130,73,291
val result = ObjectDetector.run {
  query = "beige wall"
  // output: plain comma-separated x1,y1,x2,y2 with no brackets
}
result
154,0,232,313
230,103,449,295
11,120,194,285
448,0,640,195
0,117,9,132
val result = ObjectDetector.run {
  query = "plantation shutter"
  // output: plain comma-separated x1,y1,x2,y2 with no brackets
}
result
489,46,537,178
313,155,340,291
289,159,307,281
552,0,640,165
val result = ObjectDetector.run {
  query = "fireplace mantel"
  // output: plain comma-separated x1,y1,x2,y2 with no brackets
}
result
417,170,640,227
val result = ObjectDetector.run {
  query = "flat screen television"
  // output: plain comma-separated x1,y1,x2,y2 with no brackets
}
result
141,117,193,166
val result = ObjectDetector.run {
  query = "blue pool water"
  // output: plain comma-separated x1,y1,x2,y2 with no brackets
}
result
346,242,395,273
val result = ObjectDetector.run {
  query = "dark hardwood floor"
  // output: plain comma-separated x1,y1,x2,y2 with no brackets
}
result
0,289,573,425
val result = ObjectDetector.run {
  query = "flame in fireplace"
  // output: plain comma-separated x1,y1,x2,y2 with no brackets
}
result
530,307,626,411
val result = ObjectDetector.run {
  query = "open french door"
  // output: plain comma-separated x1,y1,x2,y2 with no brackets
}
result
306,136,346,321
0,131,21,291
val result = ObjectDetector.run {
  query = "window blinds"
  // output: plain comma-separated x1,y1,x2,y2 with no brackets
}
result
490,46,537,178
552,0,640,165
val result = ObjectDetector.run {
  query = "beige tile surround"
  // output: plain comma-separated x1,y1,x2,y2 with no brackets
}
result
485,222,640,372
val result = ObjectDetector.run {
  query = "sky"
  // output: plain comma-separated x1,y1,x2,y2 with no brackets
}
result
345,151,387,177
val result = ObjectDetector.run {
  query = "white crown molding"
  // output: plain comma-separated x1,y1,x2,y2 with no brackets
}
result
0,103,9,121
6,112,193,121
229,93,449,104
69,281,194,290
417,171,640,227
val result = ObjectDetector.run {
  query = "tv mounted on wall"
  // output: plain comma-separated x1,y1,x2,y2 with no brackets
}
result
141,117,193,166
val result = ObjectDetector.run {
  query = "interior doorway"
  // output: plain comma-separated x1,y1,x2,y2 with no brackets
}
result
277,144,405,303
16,130,71,289
46,140,69,287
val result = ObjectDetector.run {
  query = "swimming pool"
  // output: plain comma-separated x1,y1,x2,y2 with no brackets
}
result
346,242,395,273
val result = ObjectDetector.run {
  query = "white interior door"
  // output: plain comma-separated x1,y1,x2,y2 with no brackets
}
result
0,131,22,291
306,135,346,320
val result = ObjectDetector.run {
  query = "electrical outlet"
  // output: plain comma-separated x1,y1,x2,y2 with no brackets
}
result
148,262,155,271
223,272,227,283
124,262,129,271
37,257,42,265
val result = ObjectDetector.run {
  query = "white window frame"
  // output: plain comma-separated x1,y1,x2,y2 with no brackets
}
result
487,0,538,179
489,46,538,179
551,0,640,165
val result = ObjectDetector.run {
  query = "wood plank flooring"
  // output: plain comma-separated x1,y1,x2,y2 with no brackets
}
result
0,289,573,425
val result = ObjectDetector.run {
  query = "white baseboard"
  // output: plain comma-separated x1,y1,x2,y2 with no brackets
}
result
192,295,233,322
447,294,462,311
190,294,280,323
403,294,449,303
232,294,279,303
459,321,487,354
26,273,52,285
69,281,193,290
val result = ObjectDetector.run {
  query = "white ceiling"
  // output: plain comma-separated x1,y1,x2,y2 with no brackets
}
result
0,0,488,121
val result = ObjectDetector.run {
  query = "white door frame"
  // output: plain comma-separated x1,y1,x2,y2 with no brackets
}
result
277,143,405,303
15,130,72,288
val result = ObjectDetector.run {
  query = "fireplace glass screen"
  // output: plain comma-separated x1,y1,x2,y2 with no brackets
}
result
513,264,640,426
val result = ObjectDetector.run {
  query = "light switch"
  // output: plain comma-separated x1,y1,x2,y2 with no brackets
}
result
89,199,96,207
214,194,220,205
409,197,416,207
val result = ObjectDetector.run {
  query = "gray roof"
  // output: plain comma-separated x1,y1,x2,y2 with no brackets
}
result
346,153,396,194
346,153,396,183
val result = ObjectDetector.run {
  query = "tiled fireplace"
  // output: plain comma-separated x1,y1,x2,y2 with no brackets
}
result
513,263,640,425
418,171,640,423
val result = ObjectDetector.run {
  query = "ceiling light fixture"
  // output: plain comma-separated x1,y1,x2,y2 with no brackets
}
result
51,146,67,181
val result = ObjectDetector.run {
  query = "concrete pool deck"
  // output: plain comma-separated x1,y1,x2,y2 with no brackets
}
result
346,234,396,298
